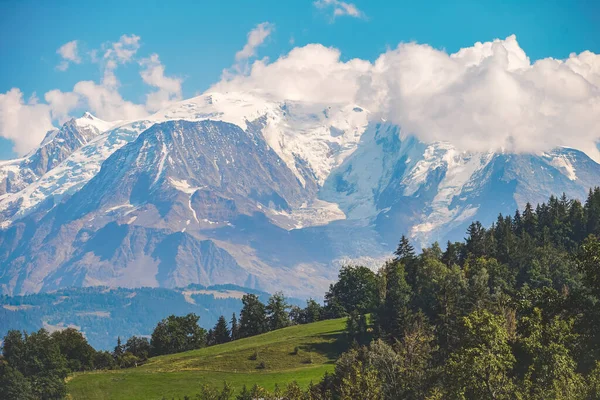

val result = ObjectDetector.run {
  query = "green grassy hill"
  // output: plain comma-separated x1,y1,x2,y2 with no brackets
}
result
67,318,347,400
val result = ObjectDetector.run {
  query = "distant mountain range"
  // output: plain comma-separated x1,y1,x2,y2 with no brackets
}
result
0,284,276,350
1,91,599,297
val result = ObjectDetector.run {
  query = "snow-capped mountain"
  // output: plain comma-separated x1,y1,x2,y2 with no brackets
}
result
0,113,115,196
1,91,599,297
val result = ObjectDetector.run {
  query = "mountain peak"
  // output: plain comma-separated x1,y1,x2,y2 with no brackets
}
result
74,112,115,133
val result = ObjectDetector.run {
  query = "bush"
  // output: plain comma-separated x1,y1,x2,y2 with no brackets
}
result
248,350,259,361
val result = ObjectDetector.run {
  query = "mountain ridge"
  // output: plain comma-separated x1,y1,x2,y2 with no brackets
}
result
1,91,599,297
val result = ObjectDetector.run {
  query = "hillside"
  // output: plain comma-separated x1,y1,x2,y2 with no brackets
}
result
67,317,346,400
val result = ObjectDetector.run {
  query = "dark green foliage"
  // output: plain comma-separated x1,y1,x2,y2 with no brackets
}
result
1,329,68,400
213,316,231,345
238,294,267,338
230,313,239,341
124,336,151,360
324,265,379,316
0,361,33,400
93,350,115,370
150,313,207,356
376,261,412,341
266,292,290,331
51,328,96,371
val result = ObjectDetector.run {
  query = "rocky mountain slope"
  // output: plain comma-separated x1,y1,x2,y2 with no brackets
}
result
1,91,599,297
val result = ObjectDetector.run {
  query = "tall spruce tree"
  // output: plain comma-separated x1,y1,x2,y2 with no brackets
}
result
239,294,267,338
230,313,239,341
213,315,231,345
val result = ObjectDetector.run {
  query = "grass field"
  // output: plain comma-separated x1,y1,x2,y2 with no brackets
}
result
67,318,347,400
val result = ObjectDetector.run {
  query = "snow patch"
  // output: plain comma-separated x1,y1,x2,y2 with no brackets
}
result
549,155,578,181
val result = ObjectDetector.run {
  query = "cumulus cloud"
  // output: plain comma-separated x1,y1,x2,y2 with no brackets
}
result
214,44,370,104
139,54,183,111
0,33,186,155
212,34,600,160
0,89,55,154
56,40,81,71
313,0,365,19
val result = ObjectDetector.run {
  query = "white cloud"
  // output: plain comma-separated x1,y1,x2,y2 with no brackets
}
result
0,33,186,155
0,89,55,154
214,44,370,104
104,34,141,63
235,23,274,62
56,40,81,71
139,54,183,111
72,81,148,121
44,90,80,122
212,35,600,160
313,0,365,19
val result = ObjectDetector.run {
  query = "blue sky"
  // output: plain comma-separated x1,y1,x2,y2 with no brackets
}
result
1,0,599,159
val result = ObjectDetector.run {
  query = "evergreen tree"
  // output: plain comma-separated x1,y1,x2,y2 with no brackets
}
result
230,313,239,341
377,261,412,341
113,336,124,359
213,316,231,345
239,294,267,338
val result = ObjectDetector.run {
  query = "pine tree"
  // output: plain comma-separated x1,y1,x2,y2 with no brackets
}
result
113,336,124,358
213,315,230,345
230,313,239,341
377,261,412,341
239,294,267,338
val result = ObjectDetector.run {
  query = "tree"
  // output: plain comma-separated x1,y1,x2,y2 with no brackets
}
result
239,294,267,338
377,261,412,341
113,336,124,359
303,298,323,324
466,221,487,258
150,314,206,356
333,348,382,400
325,265,379,316
519,309,585,399
93,351,115,370
266,292,290,331
124,336,151,360
395,235,418,287
0,361,33,400
213,316,231,345
445,309,516,399
578,234,600,294
230,313,239,341
2,329,68,400
51,328,95,371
